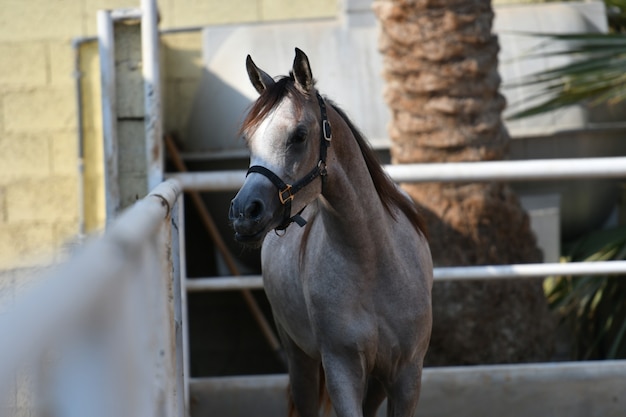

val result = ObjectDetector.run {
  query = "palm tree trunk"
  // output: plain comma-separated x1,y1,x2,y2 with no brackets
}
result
373,0,556,365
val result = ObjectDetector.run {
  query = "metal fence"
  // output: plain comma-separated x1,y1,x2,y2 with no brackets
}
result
2,155,625,417
171,155,626,289
179,156,626,417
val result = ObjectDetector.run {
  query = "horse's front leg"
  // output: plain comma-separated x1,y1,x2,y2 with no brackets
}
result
322,351,368,417
386,362,423,417
278,326,321,417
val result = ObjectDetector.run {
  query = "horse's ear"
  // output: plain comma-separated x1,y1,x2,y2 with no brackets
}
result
246,55,275,95
292,48,314,94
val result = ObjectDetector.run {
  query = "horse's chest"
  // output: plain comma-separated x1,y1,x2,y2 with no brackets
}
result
263,268,319,353
264,257,381,347
261,227,423,358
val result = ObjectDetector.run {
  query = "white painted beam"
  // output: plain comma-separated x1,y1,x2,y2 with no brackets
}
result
169,156,626,192
185,261,626,292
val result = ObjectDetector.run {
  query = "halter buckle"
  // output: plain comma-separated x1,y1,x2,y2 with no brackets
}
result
279,184,294,205
322,120,332,141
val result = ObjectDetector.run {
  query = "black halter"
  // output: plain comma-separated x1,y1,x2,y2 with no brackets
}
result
246,92,332,231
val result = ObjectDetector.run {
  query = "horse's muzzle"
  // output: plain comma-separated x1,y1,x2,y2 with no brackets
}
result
229,192,274,245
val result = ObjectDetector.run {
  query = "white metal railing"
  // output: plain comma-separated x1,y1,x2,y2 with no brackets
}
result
185,260,626,292
171,155,626,290
180,153,626,417
177,157,626,416
169,155,626,191
0,179,184,417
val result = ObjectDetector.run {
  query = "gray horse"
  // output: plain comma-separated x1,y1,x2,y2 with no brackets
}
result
229,48,433,417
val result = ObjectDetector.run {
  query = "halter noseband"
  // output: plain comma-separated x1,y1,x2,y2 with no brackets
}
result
246,92,332,231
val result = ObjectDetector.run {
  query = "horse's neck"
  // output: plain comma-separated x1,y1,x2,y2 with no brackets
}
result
317,113,390,249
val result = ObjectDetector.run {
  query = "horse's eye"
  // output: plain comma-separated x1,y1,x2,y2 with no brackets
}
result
289,126,308,145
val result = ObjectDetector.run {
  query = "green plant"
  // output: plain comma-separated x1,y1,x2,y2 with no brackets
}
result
505,0,626,119
506,32,626,119
504,0,626,361
545,225,626,360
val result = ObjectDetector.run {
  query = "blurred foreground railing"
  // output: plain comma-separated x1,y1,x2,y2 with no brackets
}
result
0,179,184,417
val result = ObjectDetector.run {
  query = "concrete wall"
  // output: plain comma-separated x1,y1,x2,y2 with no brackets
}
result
0,0,338,272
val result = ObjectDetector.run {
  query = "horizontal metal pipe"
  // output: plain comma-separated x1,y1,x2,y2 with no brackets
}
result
186,276,264,292
434,260,626,281
184,261,626,291
168,171,246,192
169,156,626,192
385,156,626,183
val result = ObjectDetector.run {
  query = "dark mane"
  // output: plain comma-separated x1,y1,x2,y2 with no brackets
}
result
239,76,427,239
329,103,428,239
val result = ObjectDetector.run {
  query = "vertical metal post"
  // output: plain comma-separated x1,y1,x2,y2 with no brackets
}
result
156,198,178,417
176,196,190,415
169,196,188,416
141,0,164,190
99,1,163,223
97,10,120,225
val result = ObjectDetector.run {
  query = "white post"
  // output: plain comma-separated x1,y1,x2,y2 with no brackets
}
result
174,196,191,415
142,0,163,191
97,10,120,225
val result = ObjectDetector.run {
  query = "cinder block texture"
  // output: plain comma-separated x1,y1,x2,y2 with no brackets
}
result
49,41,75,86
260,0,337,20
0,0,83,42
0,223,56,269
0,187,6,223
114,23,145,118
161,0,258,28
6,177,78,223
3,88,76,132
51,132,78,176
118,120,147,174
0,42,47,86
0,135,51,185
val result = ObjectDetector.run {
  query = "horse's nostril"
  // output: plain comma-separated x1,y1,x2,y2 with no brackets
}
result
228,200,237,220
245,199,264,220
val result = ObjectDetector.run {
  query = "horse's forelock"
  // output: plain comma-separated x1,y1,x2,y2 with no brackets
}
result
239,76,307,140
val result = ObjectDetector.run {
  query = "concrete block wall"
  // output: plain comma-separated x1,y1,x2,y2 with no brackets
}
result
0,16,80,269
0,0,338,272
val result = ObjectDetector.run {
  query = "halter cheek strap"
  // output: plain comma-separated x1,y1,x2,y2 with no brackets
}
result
246,92,332,231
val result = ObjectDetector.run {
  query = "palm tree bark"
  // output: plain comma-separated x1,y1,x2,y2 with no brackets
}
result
373,0,556,365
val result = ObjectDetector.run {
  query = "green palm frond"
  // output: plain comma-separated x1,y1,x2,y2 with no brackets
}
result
504,32,626,120
546,226,626,360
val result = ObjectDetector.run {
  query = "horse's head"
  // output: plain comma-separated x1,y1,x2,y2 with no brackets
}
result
229,48,332,245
